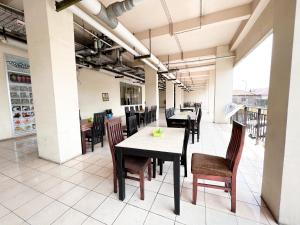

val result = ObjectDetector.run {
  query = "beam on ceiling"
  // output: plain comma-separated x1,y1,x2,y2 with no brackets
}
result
176,64,215,73
169,62,215,70
158,47,216,63
230,0,271,50
55,0,82,12
134,4,252,40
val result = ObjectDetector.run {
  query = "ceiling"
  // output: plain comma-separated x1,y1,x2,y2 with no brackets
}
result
1,0,258,91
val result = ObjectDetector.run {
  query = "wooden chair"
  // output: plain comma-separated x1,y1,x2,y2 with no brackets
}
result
158,116,191,177
191,121,246,212
86,112,104,151
139,105,143,111
135,105,139,111
106,118,152,200
194,107,202,142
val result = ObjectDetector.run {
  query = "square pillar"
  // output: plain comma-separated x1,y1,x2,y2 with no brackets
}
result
262,0,300,224
214,45,233,123
208,71,215,122
166,81,174,108
23,0,81,163
175,85,182,110
145,65,159,120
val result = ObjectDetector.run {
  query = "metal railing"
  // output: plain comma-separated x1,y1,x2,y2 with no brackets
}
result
233,106,268,144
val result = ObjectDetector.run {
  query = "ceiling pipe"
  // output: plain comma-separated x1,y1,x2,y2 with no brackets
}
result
76,0,184,87
69,5,157,71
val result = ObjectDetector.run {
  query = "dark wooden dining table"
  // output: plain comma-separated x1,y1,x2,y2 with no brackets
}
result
115,127,185,215
80,119,92,154
169,112,197,144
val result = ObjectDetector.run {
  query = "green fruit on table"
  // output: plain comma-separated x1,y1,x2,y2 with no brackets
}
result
152,128,163,137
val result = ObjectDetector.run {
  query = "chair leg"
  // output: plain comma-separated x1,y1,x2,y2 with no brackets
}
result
231,178,236,213
184,157,187,177
113,170,117,193
147,162,152,181
91,139,94,152
159,159,163,175
140,172,145,200
192,175,197,204
225,181,229,192
197,128,200,142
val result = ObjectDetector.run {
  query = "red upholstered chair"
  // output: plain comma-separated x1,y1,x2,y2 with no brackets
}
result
191,121,246,212
106,118,151,200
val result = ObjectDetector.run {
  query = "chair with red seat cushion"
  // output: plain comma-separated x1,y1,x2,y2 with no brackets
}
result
106,117,151,200
191,121,246,212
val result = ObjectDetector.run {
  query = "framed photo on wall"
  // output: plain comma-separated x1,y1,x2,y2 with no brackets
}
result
102,93,109,101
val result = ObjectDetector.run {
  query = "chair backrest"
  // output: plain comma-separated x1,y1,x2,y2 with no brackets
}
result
92,113,105,139
125,106,129,114
106,117,124,169
130,106,134,111
225,121,246,173
196,107,202,126
182,115,191,156
135,105,139,111
127,115,138,137
106,109,112,115
139,105,143,110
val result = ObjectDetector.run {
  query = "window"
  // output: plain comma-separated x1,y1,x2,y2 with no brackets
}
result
120,82,142,105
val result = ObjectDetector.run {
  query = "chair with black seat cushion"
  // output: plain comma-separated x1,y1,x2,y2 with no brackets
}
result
139,105,143,111
130,106,134,111
191,121,246,212
126,115,138,137
106,118,152,200
86,112,104,151
158,116,191,177
135,105,139,111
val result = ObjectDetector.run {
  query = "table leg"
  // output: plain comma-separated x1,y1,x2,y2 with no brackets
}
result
152,158,156,178
116,148,125,200
173,156,180,215
192,120,195,144
81,131,86,154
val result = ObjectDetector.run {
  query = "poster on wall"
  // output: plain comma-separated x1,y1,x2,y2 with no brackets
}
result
5,54,36,136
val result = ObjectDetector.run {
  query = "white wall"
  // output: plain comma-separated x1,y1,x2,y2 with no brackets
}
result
0,43,28,140
183,88,208,110
77,68,145,119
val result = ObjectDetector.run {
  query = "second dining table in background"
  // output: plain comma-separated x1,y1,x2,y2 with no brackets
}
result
169,111,197,144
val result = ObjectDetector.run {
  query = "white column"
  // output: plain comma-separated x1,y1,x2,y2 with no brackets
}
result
144,65,159,120
23,0,81,163
208,71,215,122
175,85,182,110
262,1,300,224
214,45,233,123
166,81,174,108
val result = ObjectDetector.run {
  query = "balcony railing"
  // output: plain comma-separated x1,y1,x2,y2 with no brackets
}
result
233,106,268,144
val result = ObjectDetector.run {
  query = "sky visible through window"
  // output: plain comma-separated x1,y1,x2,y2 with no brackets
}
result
233,34,273,91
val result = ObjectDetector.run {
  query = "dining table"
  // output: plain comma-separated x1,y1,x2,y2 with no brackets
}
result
180,107,195,112
115,127,185,215
169,112,197,144
80,119,92,154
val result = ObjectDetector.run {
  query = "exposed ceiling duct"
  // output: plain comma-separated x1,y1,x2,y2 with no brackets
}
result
75,0,186,88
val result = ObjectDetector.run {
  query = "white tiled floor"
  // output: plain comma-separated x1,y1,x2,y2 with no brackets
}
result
0,111,277,225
